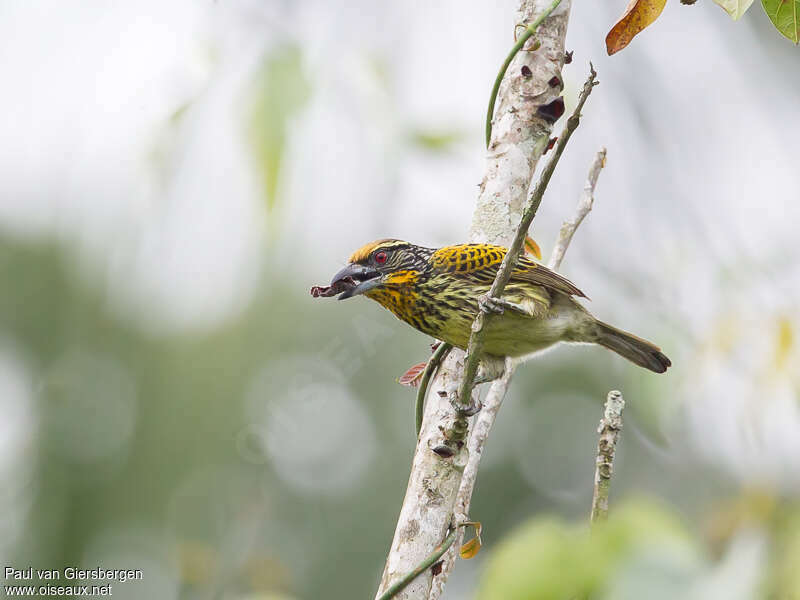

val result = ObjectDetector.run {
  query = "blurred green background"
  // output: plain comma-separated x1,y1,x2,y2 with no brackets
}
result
1,1,799,599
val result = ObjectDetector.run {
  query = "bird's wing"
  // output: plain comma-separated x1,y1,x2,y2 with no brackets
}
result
431,244,587,298
511,254,587,298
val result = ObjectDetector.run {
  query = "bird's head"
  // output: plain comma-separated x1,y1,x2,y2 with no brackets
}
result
330,239,431,300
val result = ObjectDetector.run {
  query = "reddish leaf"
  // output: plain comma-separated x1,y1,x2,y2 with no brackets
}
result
536,97,565,123
398,361,427,387
606,0,667,55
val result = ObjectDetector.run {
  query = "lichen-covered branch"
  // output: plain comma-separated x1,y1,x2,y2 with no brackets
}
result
374,2,573,598
415,343,453,436
456,64,598,414
376,527,459,600
590,390,625,525
458,64,598,424
435,124,602,600
429,360,514,599
485,0,564,147
548,147,606,270
470,1,572,247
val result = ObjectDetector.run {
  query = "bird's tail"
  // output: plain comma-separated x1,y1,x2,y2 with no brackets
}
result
591,320,671,374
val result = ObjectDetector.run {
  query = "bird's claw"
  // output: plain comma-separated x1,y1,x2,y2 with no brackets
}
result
480,295,534,317
479,294,505,315
450,393,483,417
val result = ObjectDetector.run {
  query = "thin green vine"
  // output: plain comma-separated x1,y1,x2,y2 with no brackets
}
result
376,526,459,600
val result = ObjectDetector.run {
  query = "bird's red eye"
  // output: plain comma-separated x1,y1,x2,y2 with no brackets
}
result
374,251,388,264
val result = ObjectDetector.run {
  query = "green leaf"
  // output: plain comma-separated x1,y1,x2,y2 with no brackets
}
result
476,519,579,599
248,45,311,214
476,498,699,600
762,0,800,43
713,0,755,19
407,128,463,152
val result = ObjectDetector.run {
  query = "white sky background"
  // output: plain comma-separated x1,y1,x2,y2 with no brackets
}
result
0,0,799,543
0,0,797,324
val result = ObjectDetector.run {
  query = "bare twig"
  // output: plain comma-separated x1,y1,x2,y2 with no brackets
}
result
431,67,599,600
435,133,604,598
375,3,574,596
590,390,625,525
456,65,599,412
548,147,606,270
385,67,599,597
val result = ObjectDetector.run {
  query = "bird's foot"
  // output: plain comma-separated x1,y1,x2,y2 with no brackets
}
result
450,392,483,417
478,294,504,314
479,295,535,317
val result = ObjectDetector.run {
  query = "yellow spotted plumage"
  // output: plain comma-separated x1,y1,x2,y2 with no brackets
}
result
332,239,671,373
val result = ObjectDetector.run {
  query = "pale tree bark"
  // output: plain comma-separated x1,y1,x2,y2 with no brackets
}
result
375,2,573,598
590,390,625,525
433,144,603,599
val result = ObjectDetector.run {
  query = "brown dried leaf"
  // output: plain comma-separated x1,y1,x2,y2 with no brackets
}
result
606,0,667,55
398,361,428,387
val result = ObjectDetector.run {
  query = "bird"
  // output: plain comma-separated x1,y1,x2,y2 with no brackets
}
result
320,239,671,374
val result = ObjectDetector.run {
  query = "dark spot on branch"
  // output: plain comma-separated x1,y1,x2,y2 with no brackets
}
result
548,75,562,89
431,561,443,576
401,519,420,540
564,50,573,64
432,444,455,458
536,97,565,123
544,136,558,154
521,65,532,78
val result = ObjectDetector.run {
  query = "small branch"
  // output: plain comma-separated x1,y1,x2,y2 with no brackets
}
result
590,390,625,525
416,343,453,436
548,147,606,270
485,0,563,147
429,360,515,599
375,3,574,596
434,141,605,594
456,65,599,410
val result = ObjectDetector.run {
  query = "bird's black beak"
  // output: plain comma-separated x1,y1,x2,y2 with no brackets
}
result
331,263,382,300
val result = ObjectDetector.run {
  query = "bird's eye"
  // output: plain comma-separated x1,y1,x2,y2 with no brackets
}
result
374,251,388,265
